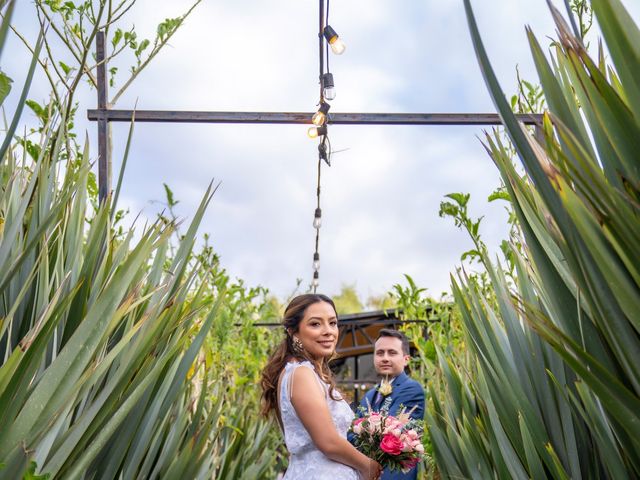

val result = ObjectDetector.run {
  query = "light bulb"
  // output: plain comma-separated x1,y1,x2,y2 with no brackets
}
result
312,271,320,288
312,102,331,126
312,111,326,126
329,37,346,55
323,86,336,101
313,208,322,229
323,25,346,55
321,73,336,101
313,252,320,271
307,126,327,139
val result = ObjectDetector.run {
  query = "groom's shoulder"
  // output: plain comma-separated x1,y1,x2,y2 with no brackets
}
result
399,374,424,393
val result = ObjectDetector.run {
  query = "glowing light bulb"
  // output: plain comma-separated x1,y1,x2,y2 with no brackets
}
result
312,102,331,126
307,126,327,139
312,111,325,126
313,208,322,229
329,37,346,55
313,252,320,271
323,25,346,55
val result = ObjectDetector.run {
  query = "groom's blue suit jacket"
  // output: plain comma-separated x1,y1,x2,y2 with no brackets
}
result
351,372,425,480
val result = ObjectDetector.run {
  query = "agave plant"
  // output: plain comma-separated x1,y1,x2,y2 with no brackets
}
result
427,0,639,477
0,2,283,478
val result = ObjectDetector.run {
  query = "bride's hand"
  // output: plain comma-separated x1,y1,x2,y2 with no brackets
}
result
359,459,382,480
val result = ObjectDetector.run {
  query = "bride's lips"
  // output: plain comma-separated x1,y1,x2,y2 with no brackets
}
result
318,340,335,348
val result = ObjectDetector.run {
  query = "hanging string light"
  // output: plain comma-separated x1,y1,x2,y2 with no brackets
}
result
312,101,331,126
311,148,322,292
323,25,346,55
309,0,344,293
321,73,336,101
307,125,328,139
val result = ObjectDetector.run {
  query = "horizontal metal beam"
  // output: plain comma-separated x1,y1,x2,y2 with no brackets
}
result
87,109,543,126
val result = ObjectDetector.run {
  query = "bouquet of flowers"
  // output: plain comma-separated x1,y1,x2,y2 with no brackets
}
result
349,408,425,473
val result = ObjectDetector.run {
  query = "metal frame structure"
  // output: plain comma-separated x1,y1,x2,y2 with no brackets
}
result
87,23,536,396
88,31,544,204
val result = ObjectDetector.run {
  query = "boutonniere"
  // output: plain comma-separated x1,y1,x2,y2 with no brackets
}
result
378,376,393,396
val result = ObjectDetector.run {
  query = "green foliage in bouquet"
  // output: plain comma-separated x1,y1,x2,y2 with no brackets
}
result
427,0,640,478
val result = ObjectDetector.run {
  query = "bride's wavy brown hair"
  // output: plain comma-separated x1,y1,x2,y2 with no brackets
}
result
260,294,340,419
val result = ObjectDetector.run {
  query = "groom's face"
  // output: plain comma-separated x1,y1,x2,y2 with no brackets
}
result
374,336,409,378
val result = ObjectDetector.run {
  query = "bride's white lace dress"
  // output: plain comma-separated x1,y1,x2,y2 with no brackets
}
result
279,360,359,479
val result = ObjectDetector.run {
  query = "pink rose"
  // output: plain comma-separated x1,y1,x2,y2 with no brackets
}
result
352,417,365,435
406,429,419,441
379,433,404,456
383,418,400,431
400,435,413,452
414,443,424,454
368,413,382,425
382,424,397,435
366,413,382,434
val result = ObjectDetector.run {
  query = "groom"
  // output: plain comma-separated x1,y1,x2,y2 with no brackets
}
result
356,329,425,480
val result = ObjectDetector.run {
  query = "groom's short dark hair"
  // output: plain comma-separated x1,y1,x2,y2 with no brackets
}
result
377,329,410,355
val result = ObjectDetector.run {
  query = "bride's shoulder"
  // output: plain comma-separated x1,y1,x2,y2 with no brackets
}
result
284,358,314,371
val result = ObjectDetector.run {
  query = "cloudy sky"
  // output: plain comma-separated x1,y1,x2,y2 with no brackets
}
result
7,1,640,302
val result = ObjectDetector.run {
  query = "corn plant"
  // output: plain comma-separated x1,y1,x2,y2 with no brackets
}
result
427,0,640,477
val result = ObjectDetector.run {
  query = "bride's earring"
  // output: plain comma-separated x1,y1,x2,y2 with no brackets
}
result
292,336,304,354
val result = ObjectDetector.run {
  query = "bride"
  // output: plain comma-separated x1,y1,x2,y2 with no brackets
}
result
261,294,381,480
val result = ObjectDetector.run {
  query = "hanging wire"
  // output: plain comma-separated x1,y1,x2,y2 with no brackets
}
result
318,0,325,100
312,152,322,293
325,0,330,77
311,0,334,293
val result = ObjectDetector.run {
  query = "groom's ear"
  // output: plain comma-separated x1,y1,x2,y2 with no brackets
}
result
402,353,410,367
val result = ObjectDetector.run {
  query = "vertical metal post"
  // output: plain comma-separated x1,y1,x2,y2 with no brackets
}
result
96,31,111,204
353,354,360,403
